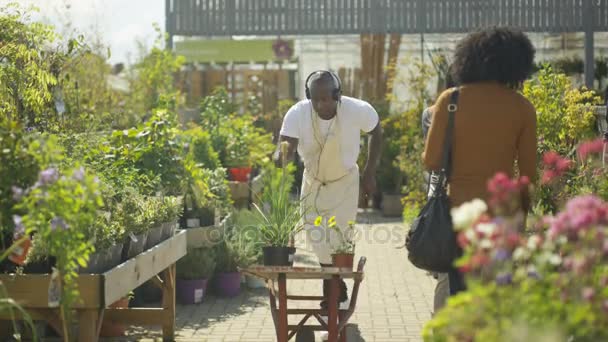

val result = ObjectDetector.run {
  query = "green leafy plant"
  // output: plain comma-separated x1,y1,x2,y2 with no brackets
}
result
253,155,306,247
126,24,185,115
198,88,274,168
214,236,257,273
181,125,221,169
177,247,216,280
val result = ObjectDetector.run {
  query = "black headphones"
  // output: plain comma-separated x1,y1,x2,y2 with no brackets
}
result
304,70,342,101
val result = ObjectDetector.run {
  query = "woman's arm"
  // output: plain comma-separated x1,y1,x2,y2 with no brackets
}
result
422,92,451,171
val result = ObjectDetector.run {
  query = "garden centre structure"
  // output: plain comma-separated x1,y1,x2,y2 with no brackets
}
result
166,0,608,87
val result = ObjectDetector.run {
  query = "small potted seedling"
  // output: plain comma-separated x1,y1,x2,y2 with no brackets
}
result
317,216,358,269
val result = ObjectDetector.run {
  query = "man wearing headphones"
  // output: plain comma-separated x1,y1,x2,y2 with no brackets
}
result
276,70,382,313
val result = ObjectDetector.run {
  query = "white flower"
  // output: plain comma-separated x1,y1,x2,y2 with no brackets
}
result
476,223,497,236
527,235,541,250
549,254,562,266
451,199,488,230
513,247,529,261
480,239,493,249
465,229,477,243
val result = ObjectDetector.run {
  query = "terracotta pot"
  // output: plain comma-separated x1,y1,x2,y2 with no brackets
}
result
332,253,354,269
99,297,129,337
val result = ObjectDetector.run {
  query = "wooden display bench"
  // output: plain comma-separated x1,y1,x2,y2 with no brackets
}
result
0,230,187,342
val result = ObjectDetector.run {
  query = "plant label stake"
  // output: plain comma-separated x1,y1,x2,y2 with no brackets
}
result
48,268,62,308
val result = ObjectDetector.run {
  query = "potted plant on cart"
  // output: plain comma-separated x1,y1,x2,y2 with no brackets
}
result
176,247,216,304
253,147,306,266
328,218,358,270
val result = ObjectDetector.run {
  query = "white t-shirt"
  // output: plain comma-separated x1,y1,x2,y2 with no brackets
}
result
279,96,379,169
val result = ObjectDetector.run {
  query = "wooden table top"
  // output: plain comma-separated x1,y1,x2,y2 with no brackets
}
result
240,265,363,280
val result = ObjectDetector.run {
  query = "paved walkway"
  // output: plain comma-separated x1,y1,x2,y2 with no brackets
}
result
127,210,435,342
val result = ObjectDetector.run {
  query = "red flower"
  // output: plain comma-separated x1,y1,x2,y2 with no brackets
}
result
459,263,472,273
457,232,469,248
471,253,490,268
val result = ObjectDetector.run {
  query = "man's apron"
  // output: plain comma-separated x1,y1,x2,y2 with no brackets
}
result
300,113,359,264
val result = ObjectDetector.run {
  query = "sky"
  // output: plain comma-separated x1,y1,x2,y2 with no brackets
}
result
7,0,165,64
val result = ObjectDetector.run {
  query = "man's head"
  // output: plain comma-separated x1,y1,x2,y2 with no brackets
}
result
306,71,341,120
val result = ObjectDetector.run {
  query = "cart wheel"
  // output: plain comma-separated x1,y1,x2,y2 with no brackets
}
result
295,326,315,342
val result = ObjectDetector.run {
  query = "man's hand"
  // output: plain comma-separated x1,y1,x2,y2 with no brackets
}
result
275,136,298,168
362,167,377,198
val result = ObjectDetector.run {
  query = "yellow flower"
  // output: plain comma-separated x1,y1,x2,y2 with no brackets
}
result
328,216,337,227
347,220,355,226
314,216,323,226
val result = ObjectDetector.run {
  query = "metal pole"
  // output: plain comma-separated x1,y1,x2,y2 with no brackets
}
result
584,0,595,88
165,0,174,50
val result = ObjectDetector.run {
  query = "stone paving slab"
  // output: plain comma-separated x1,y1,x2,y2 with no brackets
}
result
120,210,435,342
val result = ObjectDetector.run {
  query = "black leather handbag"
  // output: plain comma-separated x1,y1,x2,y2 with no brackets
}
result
406,88,461,273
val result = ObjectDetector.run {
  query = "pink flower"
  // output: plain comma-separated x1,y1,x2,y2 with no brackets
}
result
541,151,572,184
541,170,556,185
543,151,560,166
578,138,604,161
486,173,530,212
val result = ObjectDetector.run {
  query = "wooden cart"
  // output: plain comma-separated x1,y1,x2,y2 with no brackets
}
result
241,257,366,342
0,230,187,341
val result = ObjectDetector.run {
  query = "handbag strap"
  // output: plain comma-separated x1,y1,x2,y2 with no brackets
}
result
439,88,460,181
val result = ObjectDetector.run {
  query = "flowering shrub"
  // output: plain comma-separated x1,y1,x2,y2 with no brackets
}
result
424,170,608,341
14,165,102,332
523,65,602,156
535,137,608,215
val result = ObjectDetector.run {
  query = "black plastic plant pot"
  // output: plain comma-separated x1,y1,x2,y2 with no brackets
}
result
262,246,296,266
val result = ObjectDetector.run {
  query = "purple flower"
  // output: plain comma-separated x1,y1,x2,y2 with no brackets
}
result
25,127,34,133
13,215,24,237
582,287,595,301
72,167,85,181
39,168,59,185
50,217,69,231
495,273,512,286
494,249,510,261
11,186,23,201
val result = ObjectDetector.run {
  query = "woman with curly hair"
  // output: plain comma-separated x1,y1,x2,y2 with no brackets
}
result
423,27,538,298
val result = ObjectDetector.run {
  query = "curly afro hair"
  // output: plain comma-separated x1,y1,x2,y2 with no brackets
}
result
450,27,535,88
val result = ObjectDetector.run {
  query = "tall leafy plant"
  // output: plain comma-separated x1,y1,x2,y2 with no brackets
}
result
253,144,306,246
